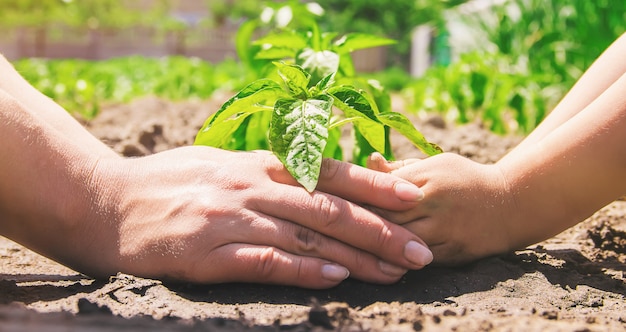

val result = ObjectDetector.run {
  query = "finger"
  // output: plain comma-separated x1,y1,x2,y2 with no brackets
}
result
316,158,424,210
253,186,433,270
366,152,421,173
366,152,392,172
402,218,442,247
200,244,350,289
225,213,409,284
367,204,429,225
258,151,423,209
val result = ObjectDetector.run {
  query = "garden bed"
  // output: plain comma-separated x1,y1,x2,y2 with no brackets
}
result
1,96,625,331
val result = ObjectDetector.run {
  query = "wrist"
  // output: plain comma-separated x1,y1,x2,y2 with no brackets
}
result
52,153,126,276
490,162,521,253
494,151,567,251
0,108,124,275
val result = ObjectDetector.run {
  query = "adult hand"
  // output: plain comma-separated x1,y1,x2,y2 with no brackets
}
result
0,56,432,290
58,147,433,289
367,152,515,266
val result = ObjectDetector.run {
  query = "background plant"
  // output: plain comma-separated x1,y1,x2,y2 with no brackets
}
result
14,56,246,119
314,0,468,68
464,0,626,90
10,0,625,138
405,0,626,134
404,51,560,134
202,0,468,69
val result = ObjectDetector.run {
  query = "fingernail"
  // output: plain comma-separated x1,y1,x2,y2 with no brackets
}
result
394,182,425,201
378,260,408,276
322,264,350,281
404,241,434,266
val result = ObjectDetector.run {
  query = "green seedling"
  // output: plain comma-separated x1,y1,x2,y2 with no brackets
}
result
195,2,441,192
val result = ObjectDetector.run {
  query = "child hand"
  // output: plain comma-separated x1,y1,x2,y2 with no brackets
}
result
367,152,515,265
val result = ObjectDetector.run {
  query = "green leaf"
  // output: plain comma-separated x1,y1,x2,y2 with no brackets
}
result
194,112,252,147
333,33,396,55
329,86,377,119
199,78,281,128
363,79,391,113
323,125,343,160
320,32,339,48
329,86,386,153
337,53,356,78
253,31,309,60
297,49,340,87
377,112,443,156
352,126,379,166
255,46,298,60
243,111,272,150
274,62,311,98
314,72,335,92
269,95,333,192
194,80,284,147
253,31,308,50
236,19,260,68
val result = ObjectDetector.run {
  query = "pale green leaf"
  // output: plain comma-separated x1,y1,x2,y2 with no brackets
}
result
253,31,308,50
333,33,396,55
194,80,284,147
274,62,311,98
236,19,260,69
255,47,297,60
329,86,386,153
377,112,443,156
201,78,281,127
194,113,251,147
314,72,335,92
297,49,339,87
269,95,333,192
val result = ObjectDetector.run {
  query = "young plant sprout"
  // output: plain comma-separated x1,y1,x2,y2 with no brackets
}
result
195,2,441,191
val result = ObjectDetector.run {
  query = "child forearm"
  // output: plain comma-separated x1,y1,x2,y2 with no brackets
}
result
509,32,626,154
498,71,626,249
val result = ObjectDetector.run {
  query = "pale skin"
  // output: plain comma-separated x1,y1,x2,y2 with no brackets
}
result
370,32,626,265
0,54,434,289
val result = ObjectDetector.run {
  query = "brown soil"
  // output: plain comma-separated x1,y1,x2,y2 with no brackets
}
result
2,95,625,331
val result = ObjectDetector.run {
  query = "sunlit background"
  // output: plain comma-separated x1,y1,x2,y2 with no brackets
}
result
0,0,624,133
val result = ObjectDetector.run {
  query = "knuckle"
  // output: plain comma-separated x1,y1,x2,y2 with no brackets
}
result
351,248,370,272
311,195,344,229
319,158,344,182
375,224,395,250
254,247,281,281
295,226,324,253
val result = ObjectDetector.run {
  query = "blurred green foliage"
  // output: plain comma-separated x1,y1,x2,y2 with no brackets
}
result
13,56,246,119
5,0,626,136
307,0,468,68
198,0,468,68
0,0,467,71
405,51,560,134
405,0,626,134
0,0,65,27
466,0,626,89
0,0,162,30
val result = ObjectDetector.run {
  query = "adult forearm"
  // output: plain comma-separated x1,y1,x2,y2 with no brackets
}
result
0,88,109,265
0,54,117,158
